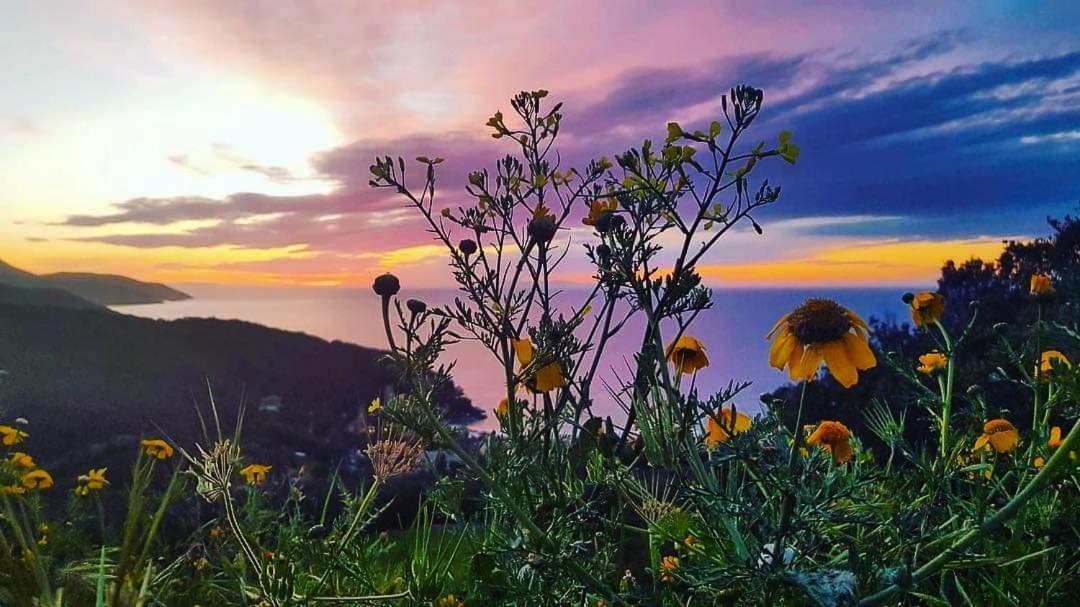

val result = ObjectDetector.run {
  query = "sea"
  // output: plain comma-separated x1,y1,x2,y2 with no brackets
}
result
113,285,913,431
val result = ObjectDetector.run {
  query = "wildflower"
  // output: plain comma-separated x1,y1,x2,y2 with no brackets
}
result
1038,350,1071,381
75,468,108,496
906,291,945,327
659,555,680,583
141,438,174,460
365,438,424,481
9,452,35,469
767,299,876,388
240,464,272,486
705,407,751,447
21,469,53,490
368,397,381,413
458,238,478,257
209,526,225,539
806,421,855,464
1,485,26,495
371,273,401,297
0,425,28,446
1034,456,1045,469
665,335,710,375
437,594,464,607
582,197,617,228
917,352,948,374
496,398,509,417
1049,426,1062,449
511,338,565,393
684,534,696,547
527,203,558,243
406,298,427,314
1030,274,1055,299
973,419,1020,454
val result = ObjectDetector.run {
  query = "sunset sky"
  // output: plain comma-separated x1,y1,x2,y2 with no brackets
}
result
2,1,1078,288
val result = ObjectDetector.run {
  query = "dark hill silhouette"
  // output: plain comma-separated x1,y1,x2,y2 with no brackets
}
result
0,259,190,305
0,296,484,495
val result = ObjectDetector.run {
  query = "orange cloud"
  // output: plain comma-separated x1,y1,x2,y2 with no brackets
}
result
698,237,1008,286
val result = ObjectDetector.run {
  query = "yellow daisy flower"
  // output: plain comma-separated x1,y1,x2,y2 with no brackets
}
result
767,299,876,388
665,335,710,375
973,419,1019,454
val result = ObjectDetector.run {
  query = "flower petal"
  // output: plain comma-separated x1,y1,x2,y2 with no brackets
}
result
823,340,857,388
842,332,877,370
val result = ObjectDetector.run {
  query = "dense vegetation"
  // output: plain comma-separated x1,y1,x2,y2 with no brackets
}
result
0,89,1075,606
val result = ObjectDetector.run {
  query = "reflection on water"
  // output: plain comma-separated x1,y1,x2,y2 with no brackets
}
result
115,286,911,431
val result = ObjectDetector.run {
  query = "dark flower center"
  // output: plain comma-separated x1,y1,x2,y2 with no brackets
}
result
788,299,851,344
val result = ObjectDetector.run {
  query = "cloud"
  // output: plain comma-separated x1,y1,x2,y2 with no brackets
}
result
52,34,1079,285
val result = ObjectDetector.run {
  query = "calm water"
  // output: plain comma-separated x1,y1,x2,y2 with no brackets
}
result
114,286,912,431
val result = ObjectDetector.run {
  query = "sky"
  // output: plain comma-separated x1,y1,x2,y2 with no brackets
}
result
2,1,1078,288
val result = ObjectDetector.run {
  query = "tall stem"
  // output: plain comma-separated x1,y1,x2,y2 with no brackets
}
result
772,381,808,571
934,320,955,455
1031,304,1042,434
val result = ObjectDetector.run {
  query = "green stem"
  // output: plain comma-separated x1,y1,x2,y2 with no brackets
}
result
1031,304,1042,435
860,418,1080,605
934,320,955,455
772,381,808,571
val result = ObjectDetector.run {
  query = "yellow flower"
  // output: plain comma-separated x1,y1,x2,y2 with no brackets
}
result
767,299,876,388
582,197,617,227
973,419,1020,454
75,468,109,496
9,452,35,469
909,291,945,327
209,526,225,539
665,335,710,375
1038,350,1071,381
1048,426,1062,449
141,439,174,460
659,555,680,583
496,398,509,417
437,594,464,607
917,352,948,374
1,485,26,496
806,421,855,464
21,469,53,490
705,407,751,448
368,397,381,413
511,338,565,393
240,464,272,486
1030,274,1055,297
0,425,28,446
1034,456,1045,469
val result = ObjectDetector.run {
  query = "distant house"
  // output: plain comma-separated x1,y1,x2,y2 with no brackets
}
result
258,395,283,414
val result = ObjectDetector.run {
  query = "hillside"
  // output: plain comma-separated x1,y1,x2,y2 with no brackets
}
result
0,299,484,491
0,259,191,305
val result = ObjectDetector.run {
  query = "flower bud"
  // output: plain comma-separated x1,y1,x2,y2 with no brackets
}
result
372,273,400,298
458,239,478,256
901,292,915,305
528,215,557,244
594,212,624,234
406,298,427,315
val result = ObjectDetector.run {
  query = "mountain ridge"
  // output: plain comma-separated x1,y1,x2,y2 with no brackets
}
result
0,259,191,305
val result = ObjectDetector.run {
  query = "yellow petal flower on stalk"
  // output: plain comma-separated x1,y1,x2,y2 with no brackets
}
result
1038,350,1071,381
806,421,855,464
240,464,272,486
705,407,752,448
0,425,28,446
9,452,35,469
511,338,565,393
496,398,509,417
766,299,876,388
141,438,174,460
1030,274,1055,297
665,335,710,375
973,419,1020,454
582,197,617,227
368,397,381,413
917,352,948,374
909,292,945,327
1048,426,1062,449
659,555,680,583
75,468,109,496
21,469,53,490
1,485,26,496
1034,456,1045,469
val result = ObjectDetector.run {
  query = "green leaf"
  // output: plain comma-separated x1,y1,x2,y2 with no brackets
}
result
665,122,683,143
